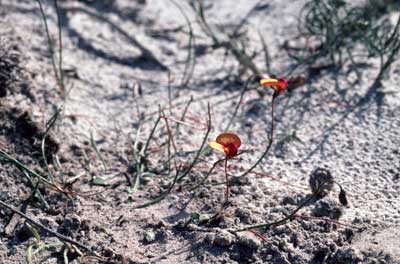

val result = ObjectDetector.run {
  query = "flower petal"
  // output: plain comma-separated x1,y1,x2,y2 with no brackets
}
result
260,77,288,93
216,132,241,149
208,141,226,154
260,78,279,87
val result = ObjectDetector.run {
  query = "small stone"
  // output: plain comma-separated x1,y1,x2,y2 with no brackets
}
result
313,198,344,220
332,247,363,264
235,208,252,224
63,214,81,234
144,230,156,243
204,233,215,244
237,233,261,250
213,230,235,247
0,191,9,200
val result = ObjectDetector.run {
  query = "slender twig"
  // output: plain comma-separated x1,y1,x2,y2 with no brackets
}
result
0,199,101,258
248,230,268,242
167,116,207,130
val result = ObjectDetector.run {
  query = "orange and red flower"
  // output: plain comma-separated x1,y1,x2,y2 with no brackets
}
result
208,132,241,158
260,77,288,94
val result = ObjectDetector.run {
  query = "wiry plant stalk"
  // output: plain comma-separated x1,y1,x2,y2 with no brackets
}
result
161,109,178,173
134,165,181,209
237,92,278,178
170,0,196,87
0,150,65,193
235,181,353,232
177,103,211,182
224,158,229,203
41,107,62,183
36,0,65,96
0,199,101,258
175,95,193,135
225,75,257,131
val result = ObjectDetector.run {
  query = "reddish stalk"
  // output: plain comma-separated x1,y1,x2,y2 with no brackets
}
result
224,158,229,202
161,110,178,172
248,230,268,242
294,214,362,229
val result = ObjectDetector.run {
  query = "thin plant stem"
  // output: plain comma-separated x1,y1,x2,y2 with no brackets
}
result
258,30,272,76
41,107,62,183
190,150,248,192
294,214,361,229
130,122,143,199
22,171,51,211
189,158,225,192
0,151,64,193
177,103,211,182
36,0,63,95
142,113,161,156
175,95,193,135
53,0,64,96
90,131,107,173
134,165,181,209
170,0,196,87
225,75,256,131
235,181,346,232
0,199,101,258
237,92,278,178
168,71,173,114
161,110,178,173
224,158,229,202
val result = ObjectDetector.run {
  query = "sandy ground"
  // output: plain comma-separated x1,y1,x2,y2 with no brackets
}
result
1,0,400,263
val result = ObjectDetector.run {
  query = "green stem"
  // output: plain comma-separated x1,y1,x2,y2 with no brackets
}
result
237,92,278,178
